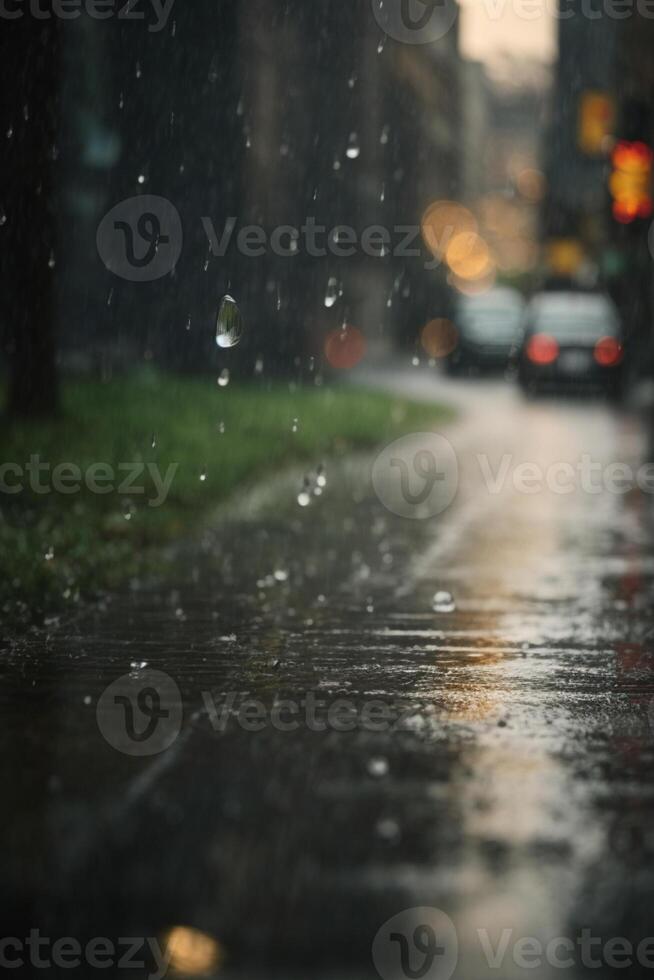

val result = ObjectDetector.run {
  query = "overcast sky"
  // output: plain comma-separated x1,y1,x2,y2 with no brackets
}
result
458,0,557,67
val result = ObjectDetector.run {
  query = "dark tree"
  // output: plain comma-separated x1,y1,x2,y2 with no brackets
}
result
0,8,60,418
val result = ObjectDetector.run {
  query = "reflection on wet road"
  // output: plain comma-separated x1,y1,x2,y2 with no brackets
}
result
5,368,654,979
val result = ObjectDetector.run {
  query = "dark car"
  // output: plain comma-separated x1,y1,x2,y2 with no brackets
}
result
446,287,525,374
518,292,624,398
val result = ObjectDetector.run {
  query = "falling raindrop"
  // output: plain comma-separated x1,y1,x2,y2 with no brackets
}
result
274,569,289,583
199,468,207,483
376,817,400,842
324,277,339,309
432,590,456,614
215,295,243,349
6,125,13,139
380,124,390,145
48,251,55,269
377,35,386,53
44,547,54,562
151,434,157,449
348,74,357,89
292,418,299,433
217,368,230,388
368,757,389,778
346,133,360,160
412,356,420,367
380,183,386,203
123,500,135,521
137,174,146,185
297,476,312,508
118,93,124,110
130,660,148,671
218,420,226,434
135,61,142,79
316,464,327,488
0,210,7,227
254,356,264,376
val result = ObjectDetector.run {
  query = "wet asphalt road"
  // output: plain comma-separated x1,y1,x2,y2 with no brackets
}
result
4,367,654,979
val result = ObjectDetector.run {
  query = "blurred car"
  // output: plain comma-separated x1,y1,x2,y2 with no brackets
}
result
517,292,624,397
445,287,525,374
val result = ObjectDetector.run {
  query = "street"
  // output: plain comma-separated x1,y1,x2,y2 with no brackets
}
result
5,367,654,979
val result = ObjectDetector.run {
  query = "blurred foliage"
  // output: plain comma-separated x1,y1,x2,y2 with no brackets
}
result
0,372,453,623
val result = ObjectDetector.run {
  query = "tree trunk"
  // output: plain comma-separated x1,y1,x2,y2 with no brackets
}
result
0,10,61,419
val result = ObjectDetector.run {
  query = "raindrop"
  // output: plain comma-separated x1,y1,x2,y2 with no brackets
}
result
6,126,13,139
412,356,420,367
348,74,357,89
324,277,339,308
199,468,208,482
346,133,360,160
217,368,230,388
23,104,29,121
274,569,289,583
185,316,191,331
215,295,243,349
106,287,114,307
150,434,157,449
380,124,390,145
377,35,386,53
218,420,226,434
48,251,55,269
380,183,386,203
130,660,148,671
254,356,264,376
44,547,54,562
135,61,142,79
368,757,389,778
297,490,311,508
83,695,92,706
123,500,135,521
432,590,456,614
137,174,146,185
118,93,124,110
0,210,7,227
292,418,299,433
376,817,400,842
316,464,327,489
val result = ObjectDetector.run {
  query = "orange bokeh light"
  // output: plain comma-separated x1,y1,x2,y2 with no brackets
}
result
420,319,458,358
421,201,477,259
445,232,494,281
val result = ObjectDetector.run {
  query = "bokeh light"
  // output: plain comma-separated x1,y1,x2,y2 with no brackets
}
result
421,200,477,259
420,318,459,358
445,232,495,281
324,325,366,370
162,926,224,976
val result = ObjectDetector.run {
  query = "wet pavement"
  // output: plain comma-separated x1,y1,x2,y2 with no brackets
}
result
5,366,654,980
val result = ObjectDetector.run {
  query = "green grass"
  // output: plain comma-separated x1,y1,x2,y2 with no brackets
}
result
0,372,453,621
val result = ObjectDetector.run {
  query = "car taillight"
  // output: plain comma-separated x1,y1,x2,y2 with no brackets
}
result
594,336,623,367
526,333,559,365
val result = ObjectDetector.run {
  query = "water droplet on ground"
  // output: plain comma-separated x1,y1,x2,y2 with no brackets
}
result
368,757,389,778
432,590,456,613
